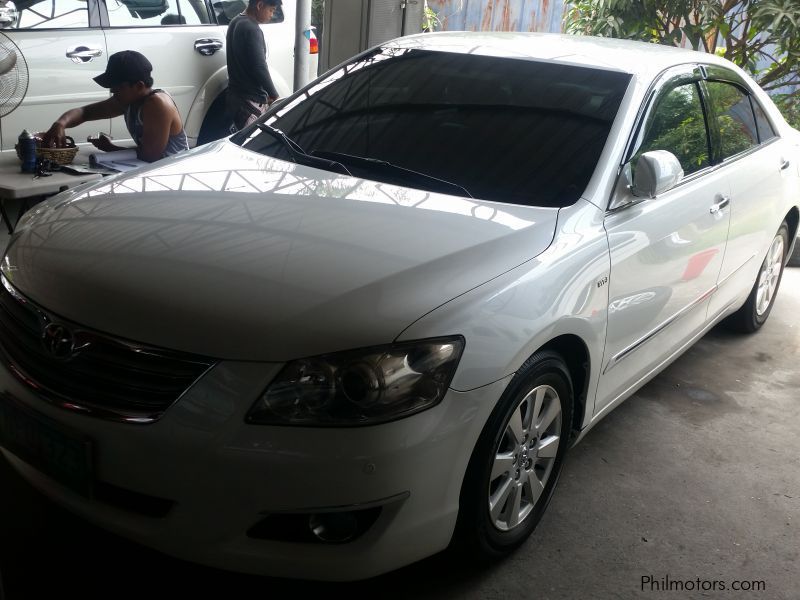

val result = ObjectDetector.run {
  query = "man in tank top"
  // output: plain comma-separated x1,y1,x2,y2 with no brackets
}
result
42,50,188,162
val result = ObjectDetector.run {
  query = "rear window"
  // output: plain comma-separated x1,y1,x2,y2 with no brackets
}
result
242,48,631,207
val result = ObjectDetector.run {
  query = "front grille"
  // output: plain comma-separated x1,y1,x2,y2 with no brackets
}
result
0,275,215,423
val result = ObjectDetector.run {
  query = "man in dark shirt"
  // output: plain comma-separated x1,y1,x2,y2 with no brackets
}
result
226,0,281,131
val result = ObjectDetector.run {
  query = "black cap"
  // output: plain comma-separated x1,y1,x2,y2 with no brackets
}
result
93,50,152,88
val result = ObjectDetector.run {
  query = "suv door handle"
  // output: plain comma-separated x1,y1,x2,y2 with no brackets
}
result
194,38,223,56
709,196,730,215
66,45,103,63
780,158,791,170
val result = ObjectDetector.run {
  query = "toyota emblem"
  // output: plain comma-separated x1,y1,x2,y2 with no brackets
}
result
42,322,76,360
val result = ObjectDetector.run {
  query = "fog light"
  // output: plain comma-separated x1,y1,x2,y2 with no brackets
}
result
247,506,383,543
309,512,359,543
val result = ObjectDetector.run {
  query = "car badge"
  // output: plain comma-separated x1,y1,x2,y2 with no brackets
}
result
42,322,76,360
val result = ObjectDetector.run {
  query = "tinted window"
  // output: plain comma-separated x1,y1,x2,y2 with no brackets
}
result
752,99,777,143
635,83,710,175
706,81,758,159
6,0,88,28
212,0,283,24
241,48,630,207
106,0,211,25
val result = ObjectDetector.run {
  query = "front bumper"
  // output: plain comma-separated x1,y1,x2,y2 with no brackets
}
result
0,358,507,581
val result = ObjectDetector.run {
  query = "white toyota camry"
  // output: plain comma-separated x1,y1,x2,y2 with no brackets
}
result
0,32,798,581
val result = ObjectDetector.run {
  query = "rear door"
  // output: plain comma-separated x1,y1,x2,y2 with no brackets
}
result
99,0,226,145
703,72,798,318
0,0,108,151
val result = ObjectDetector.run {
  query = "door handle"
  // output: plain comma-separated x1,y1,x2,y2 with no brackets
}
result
780,158,791,170
194,38,223,56
709,196,730,214
65,45,103,63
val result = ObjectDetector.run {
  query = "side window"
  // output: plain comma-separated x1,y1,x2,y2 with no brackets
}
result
705,81,758,159
106,0,211,26
5,0,89,28
751,98,777,143
212,0,283,25
636,82,710,176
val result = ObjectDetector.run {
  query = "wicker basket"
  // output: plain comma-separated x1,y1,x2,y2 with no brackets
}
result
37,136,79,165
15,135,79,166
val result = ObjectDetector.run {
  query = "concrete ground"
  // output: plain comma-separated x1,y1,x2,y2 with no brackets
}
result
0,242,797,598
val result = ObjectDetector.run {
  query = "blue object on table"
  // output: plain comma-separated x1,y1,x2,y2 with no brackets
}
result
18,130,37,174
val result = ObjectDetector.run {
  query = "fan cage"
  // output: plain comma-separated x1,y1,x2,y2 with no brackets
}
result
0,31,30,118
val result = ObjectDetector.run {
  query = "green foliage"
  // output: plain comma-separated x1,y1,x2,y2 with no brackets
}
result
637,84,710,174
423,5,441,32
773,94,800,128
564,0,800,96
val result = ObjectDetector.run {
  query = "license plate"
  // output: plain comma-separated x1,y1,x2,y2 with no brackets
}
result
0,392,92,497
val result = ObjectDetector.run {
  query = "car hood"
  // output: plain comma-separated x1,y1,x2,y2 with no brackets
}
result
2,142,559,360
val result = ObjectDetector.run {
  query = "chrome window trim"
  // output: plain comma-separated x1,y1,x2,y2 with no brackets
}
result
607,61,784,214
622,63,704,165
703,77,763,160
604,159,722,216
717,135,780,165
607,63,706,212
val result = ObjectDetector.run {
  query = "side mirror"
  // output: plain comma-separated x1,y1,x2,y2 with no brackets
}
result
630,150,684,198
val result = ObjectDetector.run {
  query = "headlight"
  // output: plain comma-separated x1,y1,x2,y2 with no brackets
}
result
246,336,464,426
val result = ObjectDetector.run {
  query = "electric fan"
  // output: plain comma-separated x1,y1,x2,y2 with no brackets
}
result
0,31,29,118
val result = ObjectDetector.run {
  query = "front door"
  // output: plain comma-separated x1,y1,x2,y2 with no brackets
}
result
596,75,731,414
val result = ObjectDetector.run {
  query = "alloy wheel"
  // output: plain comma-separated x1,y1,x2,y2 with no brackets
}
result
756,234,785,316
488,384,562,532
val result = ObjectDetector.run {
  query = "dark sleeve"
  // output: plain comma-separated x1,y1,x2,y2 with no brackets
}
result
244,23,279,99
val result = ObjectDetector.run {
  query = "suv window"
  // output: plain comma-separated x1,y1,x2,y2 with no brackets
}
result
106,0,211,26
211,0,283,24
706,81,758,159
243,48,631,207
751,98,777,143
10,0,89,28
636,82,710,176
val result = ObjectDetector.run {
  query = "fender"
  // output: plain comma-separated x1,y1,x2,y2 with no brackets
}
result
184,66,228,146
184,65,292,147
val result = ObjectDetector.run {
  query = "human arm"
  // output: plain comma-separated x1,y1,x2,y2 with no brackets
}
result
88,133,129,153
42,97,125,148
243,24,279,100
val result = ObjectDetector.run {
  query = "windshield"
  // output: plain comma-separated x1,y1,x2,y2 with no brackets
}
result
238,47,631,208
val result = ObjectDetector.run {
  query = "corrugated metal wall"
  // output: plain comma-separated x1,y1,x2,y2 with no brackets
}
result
427,0,567,33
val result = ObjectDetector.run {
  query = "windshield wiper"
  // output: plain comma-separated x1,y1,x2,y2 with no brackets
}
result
310,150,473,198
256,124,351,176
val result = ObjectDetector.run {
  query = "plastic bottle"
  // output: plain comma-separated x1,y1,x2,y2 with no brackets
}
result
18,129,37,173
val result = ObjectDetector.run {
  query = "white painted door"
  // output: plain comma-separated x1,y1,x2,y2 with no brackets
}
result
0,0,109,151
596,79,731,414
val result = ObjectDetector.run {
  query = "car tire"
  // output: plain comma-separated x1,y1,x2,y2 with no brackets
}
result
788,234,800,268
726,222,789,333
454,350,573,560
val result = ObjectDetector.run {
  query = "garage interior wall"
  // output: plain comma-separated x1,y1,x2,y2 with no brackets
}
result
319,0,423,72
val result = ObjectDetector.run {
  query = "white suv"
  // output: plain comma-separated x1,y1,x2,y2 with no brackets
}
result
0,0,311,150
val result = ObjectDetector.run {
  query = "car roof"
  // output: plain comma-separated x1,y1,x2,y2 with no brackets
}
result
391,32,734,81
